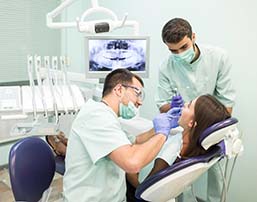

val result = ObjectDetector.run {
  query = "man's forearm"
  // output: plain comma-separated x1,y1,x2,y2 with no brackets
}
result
109,134,166,173
128,134,166,172
135,128,155,144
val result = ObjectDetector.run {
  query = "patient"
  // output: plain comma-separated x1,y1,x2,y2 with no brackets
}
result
126,94,231,200
46,131,67,156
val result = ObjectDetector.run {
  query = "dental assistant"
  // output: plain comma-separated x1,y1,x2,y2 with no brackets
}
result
63,69,179,202
155,18,236,202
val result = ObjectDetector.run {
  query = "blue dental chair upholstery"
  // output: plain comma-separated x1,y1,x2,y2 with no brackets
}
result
135,118,239,202
45,136,66,175
9,137,56,202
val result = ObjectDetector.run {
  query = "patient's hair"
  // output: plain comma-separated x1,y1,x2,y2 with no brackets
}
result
182,94,231,158
102,68,144,97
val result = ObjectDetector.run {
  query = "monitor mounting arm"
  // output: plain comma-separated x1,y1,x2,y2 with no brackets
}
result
46,0,139,35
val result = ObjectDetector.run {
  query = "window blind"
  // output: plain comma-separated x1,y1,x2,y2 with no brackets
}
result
0,0,61,83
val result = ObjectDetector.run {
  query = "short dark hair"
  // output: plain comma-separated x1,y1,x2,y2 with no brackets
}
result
162,18,192,44
102,68,144,97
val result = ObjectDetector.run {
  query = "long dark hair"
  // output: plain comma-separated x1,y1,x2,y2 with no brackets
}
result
182,94,231,158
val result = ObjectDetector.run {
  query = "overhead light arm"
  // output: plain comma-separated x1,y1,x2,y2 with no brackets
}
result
46,0,139,35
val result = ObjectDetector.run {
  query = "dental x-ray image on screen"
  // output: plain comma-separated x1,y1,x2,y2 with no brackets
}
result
85,36,149,79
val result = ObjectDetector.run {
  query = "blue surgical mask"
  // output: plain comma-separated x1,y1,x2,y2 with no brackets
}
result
172,46,195,64
119,101,138,119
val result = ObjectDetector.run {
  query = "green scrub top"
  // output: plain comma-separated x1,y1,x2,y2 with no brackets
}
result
155,44,236,108
63,99,131,202
138,132,182,183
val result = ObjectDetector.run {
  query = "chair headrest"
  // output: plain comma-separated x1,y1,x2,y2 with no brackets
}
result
198,117,238,150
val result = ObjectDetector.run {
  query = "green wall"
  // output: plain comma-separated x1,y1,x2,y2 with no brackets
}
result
63,0,257,201
0,0,61,82
0,0,254,201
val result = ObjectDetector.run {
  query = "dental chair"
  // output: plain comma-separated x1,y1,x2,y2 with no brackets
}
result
9,137,56,202
55,155,65,175
135,117,242,202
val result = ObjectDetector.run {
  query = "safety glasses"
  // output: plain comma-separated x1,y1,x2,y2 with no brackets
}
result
122,84,145,101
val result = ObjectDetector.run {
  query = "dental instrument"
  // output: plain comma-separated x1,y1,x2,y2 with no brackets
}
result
52,56,59,86
171,87,179,96
60,56,78,113
34,55,48,117
27,55,37,121
59,56,67,86
51,56,68,114
44,56,59,126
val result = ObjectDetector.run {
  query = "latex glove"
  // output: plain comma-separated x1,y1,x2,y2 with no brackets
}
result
171,95,184,108
153,113,172,139
166,107,181,128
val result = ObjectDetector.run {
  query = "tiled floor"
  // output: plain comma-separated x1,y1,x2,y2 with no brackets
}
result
0,166,63,202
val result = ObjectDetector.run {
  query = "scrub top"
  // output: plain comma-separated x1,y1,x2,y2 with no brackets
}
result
138,132,182,183
155,44,236,108
63,99,131,202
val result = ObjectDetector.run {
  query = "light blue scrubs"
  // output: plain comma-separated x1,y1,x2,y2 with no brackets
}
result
138,133,182,183
155,44,236,202
155,44,235,108
63,99,131,202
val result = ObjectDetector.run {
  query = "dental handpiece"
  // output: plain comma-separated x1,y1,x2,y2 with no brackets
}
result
52,56,68,114
44,56,59,125
34,55,48,117
61,56,78,113
171,87,179,96
27,55,37,121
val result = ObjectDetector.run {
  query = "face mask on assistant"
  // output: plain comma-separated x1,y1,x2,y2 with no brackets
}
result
172,46,195,64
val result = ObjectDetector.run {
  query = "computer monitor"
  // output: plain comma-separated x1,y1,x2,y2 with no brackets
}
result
85,36,150,80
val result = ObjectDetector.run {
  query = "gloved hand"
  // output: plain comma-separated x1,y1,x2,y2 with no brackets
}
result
153,113,172,139
170,95,184,108
166,107,182,128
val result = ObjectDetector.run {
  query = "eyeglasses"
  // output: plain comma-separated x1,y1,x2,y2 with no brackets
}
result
122,84,145,101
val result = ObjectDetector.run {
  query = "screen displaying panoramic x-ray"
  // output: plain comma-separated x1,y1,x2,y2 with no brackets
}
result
85,36,149,79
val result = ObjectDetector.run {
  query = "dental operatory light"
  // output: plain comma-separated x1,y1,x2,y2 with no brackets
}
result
46,0,139,35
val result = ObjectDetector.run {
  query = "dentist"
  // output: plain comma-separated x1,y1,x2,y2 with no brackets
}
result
63,68,180,202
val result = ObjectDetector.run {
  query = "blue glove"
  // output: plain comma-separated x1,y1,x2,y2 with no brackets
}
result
153,113,172,139
166,107,182,128
171,95,184,108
